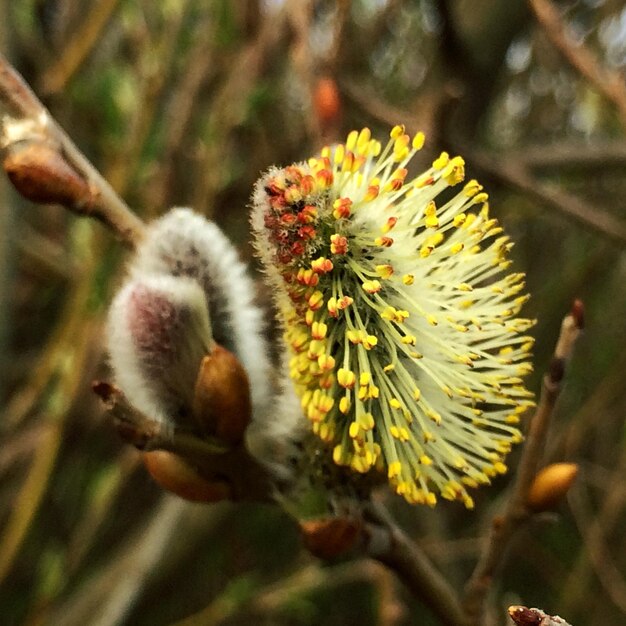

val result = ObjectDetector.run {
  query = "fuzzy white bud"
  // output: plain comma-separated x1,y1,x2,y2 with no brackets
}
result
107,207,273,433
129,207,272,419
107,274,212,429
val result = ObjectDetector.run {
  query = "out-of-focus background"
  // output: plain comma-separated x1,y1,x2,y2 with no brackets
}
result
0,1,625,624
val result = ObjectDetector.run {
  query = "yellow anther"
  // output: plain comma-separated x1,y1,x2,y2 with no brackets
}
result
317,354,335,371
493,462,508,475
382,216,398,233
464,179,482,197
376,264,394,279
308,291,324,311
453,213,466,227
347,329,362,344
433,151,449,170
358,412,375,430
442,156,465,185
346,130,358,151
333,143,345,165
363,335,378,350
311,321,328,339
337,368,356,389
412,131,425,150
356,128,371,153
381,306,397,320
388,461,402,478
362,279,382,294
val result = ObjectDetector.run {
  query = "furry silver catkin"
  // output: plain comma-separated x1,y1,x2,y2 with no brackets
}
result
107,208,275,438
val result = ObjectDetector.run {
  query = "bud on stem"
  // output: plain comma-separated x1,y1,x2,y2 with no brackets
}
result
3,140,93,207
527,462,578,512
299,517,363,559
143,450,232,502
193,345,252,445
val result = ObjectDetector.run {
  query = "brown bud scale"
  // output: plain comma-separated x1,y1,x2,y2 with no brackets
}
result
3,141,91,207
300,517,363,560
192,345,252,445
143,450,231,502
527,462,578,512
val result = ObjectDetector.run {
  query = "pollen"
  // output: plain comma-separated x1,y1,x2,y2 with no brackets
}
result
253,126,535,508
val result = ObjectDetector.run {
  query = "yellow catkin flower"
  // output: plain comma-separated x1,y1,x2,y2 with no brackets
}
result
252,128,535,508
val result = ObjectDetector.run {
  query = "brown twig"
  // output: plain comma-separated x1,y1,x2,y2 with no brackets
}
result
287,0,323,145
364,501,467,626
190,3,289,213
0,53,145,248
144,6,217,212
173,560,403,626
462,302,584,623
92,381,275,503
561,446,626,616
343,80,626,247
46,495,216,626
39,0,125,95
511,141,626,172
0,314,100,586
528,0,626,128
461,149,626,248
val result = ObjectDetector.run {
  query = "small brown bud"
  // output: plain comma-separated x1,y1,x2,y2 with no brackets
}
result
571,299,585,330
143,450,231,502
492,515,505,530
313,76,341,127
300,517,362,560
508,606,543,625
192,345,252,445
527,462,578,512
3,141,92,207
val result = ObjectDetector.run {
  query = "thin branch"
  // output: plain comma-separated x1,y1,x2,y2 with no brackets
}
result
528,0,626,128
462,302,584,623
462,148,626,247
286,0,321,143
447,124,626,245
343,80,626,247
47,496,215,626
0,53,145,248
512,141,626,172
365,501,467,626
561,446,626,616
39,0,125,95
173,560,402,626
0,420,63,585
145,9,217,211
92,381,275,503
190,3,289,213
